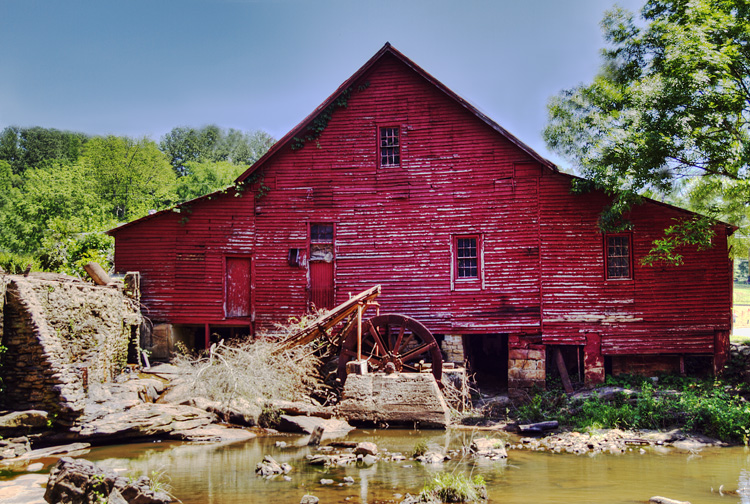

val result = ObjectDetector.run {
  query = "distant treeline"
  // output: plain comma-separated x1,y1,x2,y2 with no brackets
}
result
0,125,274,276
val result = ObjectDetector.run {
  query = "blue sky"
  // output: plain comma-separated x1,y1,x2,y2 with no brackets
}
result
0,0,644,168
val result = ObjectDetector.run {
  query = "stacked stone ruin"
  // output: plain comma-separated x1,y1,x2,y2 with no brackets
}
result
0,273,141,424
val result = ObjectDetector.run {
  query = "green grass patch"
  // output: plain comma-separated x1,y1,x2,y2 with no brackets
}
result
511,376,750,445
419,472,487,503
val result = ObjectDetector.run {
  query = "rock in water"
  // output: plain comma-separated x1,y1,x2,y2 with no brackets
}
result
44,457,172,504
354,441,378,456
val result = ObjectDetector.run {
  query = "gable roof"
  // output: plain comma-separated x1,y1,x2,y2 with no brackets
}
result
235,42,557,183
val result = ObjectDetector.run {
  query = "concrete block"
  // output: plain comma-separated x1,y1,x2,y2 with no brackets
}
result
338,373,450,428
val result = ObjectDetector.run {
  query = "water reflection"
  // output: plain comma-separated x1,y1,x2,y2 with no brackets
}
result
68,431,750,504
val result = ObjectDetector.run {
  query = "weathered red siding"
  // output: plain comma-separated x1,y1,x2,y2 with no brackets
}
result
539,171,732,358
111,44,732,379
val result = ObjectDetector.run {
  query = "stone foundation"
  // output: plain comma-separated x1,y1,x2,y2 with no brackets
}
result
507,335,546,399
0,273,141,423
337,373,450,428
441,334,465,364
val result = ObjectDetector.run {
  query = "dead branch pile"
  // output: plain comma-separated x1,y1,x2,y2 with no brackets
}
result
171,339,326,408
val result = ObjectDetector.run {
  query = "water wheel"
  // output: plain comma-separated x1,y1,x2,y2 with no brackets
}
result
338,313,443,383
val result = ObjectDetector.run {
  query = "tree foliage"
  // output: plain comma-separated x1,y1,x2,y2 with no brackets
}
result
0,126,87,174
544,0,750,261
160,125,274,175
0,125,274,276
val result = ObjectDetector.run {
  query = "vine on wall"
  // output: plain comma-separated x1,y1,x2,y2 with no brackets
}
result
291,82,370,151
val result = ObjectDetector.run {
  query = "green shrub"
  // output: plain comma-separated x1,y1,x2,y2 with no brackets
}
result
0,250,39,274
419,472,487,503
508,377,750,444
412,440,428,458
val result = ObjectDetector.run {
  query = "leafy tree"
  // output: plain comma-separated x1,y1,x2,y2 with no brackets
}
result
215,128,275,166
0,126,88,174
160,125,274,175
175,160,247,202
544,0,750,262
83,136,176,220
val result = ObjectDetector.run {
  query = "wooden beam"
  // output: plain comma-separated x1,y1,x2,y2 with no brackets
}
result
554,347,574,394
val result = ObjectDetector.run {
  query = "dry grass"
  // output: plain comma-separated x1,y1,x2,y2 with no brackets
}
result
171,339,326,408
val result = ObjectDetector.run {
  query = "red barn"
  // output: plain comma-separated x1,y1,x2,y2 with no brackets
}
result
110,44,733,394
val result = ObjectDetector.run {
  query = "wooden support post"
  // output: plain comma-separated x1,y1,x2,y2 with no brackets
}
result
554,347,574,394
356,303,363,360
204,323,210,351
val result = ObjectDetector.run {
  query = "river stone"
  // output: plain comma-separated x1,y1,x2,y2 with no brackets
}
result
171,424,256,443
0,473,47,504
277,415,354,437
0,411,48,434
471,437,508,459
354,442,378,456
416,451,447,464
44,457,172,504
300,495,319,504
76,402,214,440
650,496,691,504
268,399,335,419
337,373,450,428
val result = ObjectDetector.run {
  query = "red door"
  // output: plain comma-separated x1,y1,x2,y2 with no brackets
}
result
225,257,251,318
310,261,334,310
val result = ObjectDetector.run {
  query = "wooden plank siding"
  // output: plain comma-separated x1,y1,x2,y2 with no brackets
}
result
539,172,732,356
110,44,732,373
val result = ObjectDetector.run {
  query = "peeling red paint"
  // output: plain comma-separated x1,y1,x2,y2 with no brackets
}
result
110,44,732,378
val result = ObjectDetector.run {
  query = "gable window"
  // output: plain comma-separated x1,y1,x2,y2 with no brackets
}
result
605,234,632,280
379,127,400,167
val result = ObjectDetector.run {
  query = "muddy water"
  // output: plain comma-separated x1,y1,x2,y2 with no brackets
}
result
56,431,750,503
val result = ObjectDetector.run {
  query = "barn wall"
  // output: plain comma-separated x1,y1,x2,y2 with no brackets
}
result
250,53,543,334
538,172,732,358
113,188,256,325
111,48,733,379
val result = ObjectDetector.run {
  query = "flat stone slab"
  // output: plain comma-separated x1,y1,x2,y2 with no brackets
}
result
277,415,355,437
76,402,214,439
337,373,450,428
171,425,257,443
0,411,48,434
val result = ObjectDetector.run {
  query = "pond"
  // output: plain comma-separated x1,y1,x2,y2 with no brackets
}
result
8,429,750,503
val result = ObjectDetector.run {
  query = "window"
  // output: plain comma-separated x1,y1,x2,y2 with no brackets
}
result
605,234,632,279
379,127,400,167
456,237,478,278
452,235,483,289
310,223,334,262
310,223,334,243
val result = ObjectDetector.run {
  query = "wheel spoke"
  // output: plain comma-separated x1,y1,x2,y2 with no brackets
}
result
367,322,389,356
400,341,437,363
393,324,406,353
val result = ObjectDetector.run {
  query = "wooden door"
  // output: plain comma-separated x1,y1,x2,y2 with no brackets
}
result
225,257,251,318
310,260,334,310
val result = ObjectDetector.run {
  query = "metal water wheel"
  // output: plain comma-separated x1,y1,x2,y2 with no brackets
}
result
337,313,443,383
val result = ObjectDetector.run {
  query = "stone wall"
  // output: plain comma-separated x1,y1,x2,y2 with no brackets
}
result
0,273,141,423
441,334,464,364
507,335,546,399
728,342,750,381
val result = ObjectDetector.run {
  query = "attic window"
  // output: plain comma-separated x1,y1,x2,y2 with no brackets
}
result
605,234,632,280
380,127,400,167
